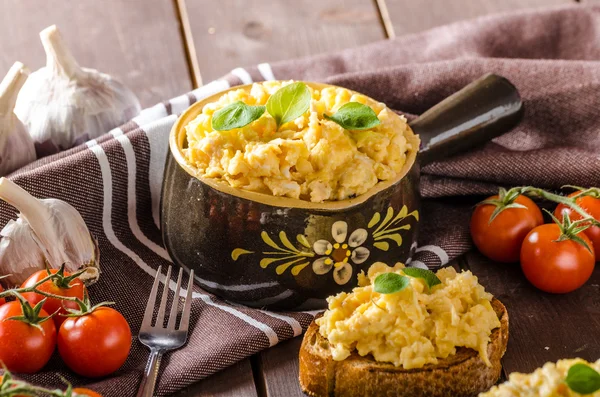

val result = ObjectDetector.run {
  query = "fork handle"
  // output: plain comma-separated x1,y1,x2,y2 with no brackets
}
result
136,349,163,397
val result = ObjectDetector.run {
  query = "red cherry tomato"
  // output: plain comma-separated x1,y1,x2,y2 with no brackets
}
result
0,301,56,373
555,192,600,256
471,195,543,262
58,306,132,378
73,388,103,397
21,269,86,328
0,284,5,306
521,224,595,293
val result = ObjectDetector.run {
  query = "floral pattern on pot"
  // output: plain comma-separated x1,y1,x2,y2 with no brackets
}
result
231,205,419,286
368,205,419,251
312,221,369,285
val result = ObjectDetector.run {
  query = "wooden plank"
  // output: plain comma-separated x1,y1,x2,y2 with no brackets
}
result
256,337,304,397
0,0,193,107
184,0,387,83
466,250,600,375
170,358,259,397
384,0,575,37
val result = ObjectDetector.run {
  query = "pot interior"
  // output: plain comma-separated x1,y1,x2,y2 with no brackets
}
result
169,81,421,210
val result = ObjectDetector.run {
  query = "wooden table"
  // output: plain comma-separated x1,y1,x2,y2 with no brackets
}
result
2,1,598,396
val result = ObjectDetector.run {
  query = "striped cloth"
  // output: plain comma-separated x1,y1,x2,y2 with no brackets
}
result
4,3,600,395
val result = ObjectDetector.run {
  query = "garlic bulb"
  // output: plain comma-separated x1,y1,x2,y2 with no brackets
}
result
0,177,99,286
15,25,141,157
0,62,36,176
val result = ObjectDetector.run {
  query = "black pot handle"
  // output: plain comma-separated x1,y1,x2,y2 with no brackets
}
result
409,73,523,166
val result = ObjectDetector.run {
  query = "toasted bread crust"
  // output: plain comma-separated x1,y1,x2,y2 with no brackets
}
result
299,298,509,397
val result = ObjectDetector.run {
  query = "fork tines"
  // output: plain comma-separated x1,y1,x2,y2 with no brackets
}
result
141,265,194,331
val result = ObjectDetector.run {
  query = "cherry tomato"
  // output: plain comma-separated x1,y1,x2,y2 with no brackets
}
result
471,195,543,262
555,192,600,256
58,307,131,378
73,388,103,397
0,301,56,373
521,224,595,293
21,269,86,327
0,284,5,306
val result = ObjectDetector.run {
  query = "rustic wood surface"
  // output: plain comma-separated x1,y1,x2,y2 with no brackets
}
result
466,251,600,374
255,338,305,397
0,0,589,396
182,0,387,83
0,0,192,107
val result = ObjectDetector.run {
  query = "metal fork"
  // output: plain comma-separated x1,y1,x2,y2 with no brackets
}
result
136,266,194,397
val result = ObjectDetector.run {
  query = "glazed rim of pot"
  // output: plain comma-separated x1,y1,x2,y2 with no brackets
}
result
170,82,421,210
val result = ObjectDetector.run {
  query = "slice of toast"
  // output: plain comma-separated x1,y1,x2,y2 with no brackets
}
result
299,298,509,397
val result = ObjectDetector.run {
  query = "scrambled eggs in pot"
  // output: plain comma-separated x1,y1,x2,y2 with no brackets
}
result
184,81,416,202
480,358,600,397
316,263,501,369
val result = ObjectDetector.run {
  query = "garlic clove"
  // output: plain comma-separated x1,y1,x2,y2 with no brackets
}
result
0,62,36,176
40,24,81,79
0,218,46,287
15,25,141,157
0,177,100,287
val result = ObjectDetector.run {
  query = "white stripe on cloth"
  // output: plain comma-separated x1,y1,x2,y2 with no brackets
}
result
301,309,322,316
231,68,253,84
87,140,151,270
169,94,194,115
137,115,178,228
190,79,231,102
87,140,279,346
406,242,429,268
227,299,302,339
133,103,168,126
109,130,172,262
415,244,450,265
258,63,276,81
408,260,428,269
198,295,279,346
259,310,303,337
142,80,231,228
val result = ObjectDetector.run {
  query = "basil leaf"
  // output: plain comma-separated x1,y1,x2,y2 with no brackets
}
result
324,102,380,130
566,363,600,394
373,273,410,294
402,268,442,290
266,82,311,128
211,101,265,131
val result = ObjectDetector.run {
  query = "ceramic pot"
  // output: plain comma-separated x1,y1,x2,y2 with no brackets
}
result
161,74,522,309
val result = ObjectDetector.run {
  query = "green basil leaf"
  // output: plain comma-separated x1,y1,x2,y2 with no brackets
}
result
324,102,380,130
373,273,410,294
266,82,311,128
402,268,442,290
566,363,600,394
211,101,265,131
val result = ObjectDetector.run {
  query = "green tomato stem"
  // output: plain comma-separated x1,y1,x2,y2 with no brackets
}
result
519,187,599,223
0,271,80,302
0,366,86,397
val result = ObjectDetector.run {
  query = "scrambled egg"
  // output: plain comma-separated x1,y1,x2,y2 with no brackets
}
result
184,81,415,202
480,359,600,397
316,263,501,369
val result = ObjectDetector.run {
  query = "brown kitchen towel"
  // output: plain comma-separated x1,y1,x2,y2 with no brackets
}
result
3,3,600,396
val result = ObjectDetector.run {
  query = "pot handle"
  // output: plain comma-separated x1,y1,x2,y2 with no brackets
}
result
409,73,523,166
